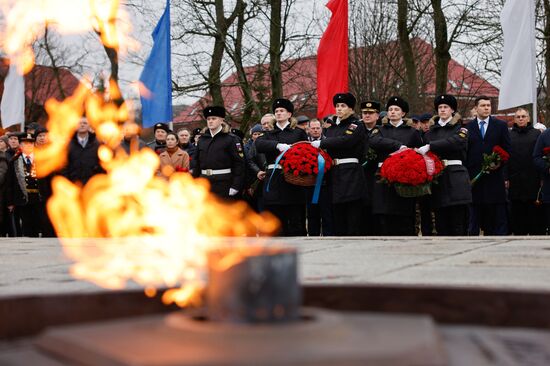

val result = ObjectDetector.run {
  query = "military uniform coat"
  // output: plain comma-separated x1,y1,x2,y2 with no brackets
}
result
465,117,511,204
255,122,308,205
320,115,366,203
509,124,541,201
369,118,423,216
363,127,379,206
192,126,245,198
423,114,472,208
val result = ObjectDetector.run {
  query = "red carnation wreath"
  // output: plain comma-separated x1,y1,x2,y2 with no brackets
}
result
380,148,444,197
280,141,332,186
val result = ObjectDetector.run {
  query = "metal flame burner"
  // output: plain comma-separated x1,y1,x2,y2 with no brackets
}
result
35,308,446,365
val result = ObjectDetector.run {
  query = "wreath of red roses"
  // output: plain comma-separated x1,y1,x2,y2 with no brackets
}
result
380,149,444,186
280,142,332,177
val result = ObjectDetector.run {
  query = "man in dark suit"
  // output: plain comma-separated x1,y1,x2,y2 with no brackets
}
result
465,96,511,235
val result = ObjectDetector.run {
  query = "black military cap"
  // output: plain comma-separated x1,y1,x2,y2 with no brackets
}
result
360,101,381,113
419,113,433,122
434,94,457,112
386,96,409,114
153,123,171,133
20,133,35,142
272,98,294,114
33,126,48,139
333,92,356,109
203,106,226,119
192,127,202,135
296,115,310,125
411,115,421,122
231,128,244,140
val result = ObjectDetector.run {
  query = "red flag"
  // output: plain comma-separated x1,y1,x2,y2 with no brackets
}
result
316,0,348,119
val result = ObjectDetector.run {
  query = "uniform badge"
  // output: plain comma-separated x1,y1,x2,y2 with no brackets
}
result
236,142,244,157
458,127,468,138
346,130,353,135
349,123,358,130
371,128,379,135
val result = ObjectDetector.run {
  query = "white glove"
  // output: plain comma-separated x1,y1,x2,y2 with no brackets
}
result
416,144,430,155
311,140,321,148
229,188,239,196
276,143,291,152
398,145,408,152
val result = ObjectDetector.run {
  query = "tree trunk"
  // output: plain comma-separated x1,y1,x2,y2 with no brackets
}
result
544,0,550,125
269,0,283,99
431,0,451,97
397,0,419,112
43,26,66,99
230,2,261,132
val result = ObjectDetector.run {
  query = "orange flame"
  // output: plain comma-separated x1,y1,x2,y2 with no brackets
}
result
34,80,278,307
0,0,137,73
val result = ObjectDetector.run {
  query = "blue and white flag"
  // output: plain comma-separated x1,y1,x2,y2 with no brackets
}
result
139,0,172,128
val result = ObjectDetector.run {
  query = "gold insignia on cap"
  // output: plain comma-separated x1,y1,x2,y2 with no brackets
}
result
367,103,372,107
394,98,397,101
441,96,444,99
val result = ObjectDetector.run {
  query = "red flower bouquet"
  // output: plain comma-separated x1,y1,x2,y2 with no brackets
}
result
471,145,510,184
280,141,332,186
380,148,444,197
175,166,189,173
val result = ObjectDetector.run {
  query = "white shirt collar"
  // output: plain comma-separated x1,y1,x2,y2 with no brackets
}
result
390,119,403,128
438,116,452,127
210,126,223,136
478,117,489,125
276,121,290,130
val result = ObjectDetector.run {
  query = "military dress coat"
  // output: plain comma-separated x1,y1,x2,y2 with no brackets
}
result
192,126,245,198
362,127,379,207
508,124,541,202
255,122,308,205
369,118,423,216
465,117,511,204
423,114,472,208
319,115,367,203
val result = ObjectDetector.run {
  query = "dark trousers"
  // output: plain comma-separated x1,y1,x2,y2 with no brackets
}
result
332,200,362,236
306,187,333,236
266,204,306,237
545,204,550,235
435,204,469,236
468,203,508,236
510,200,545,235
418,197,434,236
360,204,379,235
379,214,416,236
16,203,42,237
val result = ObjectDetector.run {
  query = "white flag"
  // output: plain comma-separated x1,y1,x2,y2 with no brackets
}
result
499,0,537,111
1,62,25,128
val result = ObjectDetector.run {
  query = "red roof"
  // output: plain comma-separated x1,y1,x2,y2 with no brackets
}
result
174,38,498,126
0,58,80,125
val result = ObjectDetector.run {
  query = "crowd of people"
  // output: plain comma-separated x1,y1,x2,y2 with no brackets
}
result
2,92,550,238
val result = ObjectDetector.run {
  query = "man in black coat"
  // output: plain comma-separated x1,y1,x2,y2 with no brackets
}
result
418,94,472,235
369,96,423,235
508,108,543,235
360,100,381,235
465,96,511,235
192,106,245,200
312,93,365,236
64,117,102,186
255,98,308,236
